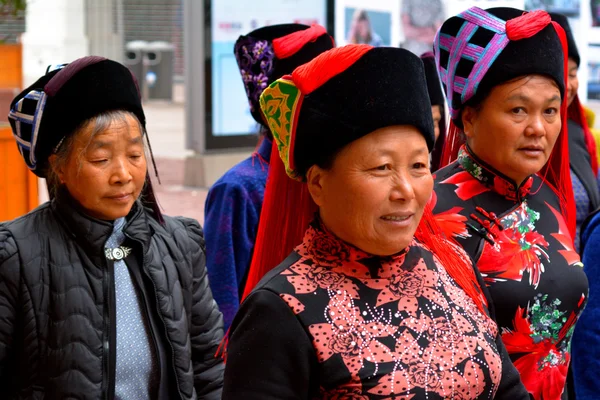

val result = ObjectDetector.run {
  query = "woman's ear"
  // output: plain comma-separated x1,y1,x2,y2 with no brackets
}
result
461,106,478,139
306,165,326,207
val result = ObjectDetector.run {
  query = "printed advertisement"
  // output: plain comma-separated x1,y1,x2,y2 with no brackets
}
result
211,0,326,137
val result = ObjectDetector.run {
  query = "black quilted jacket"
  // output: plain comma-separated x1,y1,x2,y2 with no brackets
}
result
0,192,224,399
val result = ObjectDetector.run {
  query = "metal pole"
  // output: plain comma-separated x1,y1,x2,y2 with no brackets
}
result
183,0,206,153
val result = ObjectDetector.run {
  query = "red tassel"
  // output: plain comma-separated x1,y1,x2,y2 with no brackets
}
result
215,327,230,363
272,24,328,60
292,44,373,95
242,140,318,300
438,120,465,168
569,95,599,177
541,21,577,244
506,10,551,41
416,204,487,314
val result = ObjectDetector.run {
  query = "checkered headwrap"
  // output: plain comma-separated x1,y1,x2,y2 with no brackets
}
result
434,7,565,123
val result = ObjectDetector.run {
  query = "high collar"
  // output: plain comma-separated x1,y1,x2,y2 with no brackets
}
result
51,188,152,266
457,145,534,202
301,218,409,279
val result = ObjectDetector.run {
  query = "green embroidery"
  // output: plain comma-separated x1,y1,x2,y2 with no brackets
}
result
501,202,542,252
259,78,303,180
529,294,564,342
458,150,484,181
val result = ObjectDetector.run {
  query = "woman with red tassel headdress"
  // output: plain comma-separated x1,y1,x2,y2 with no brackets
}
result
222,45,529,399
431,7,589,400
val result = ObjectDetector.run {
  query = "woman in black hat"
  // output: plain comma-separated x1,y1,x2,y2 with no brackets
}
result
222,45,529,399
2,56,224,399
431,7,589,399
203,23,334,332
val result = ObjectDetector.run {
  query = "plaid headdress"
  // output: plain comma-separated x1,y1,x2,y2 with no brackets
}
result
434,7,566,125
8,56,145,178
234,23,333,125
434,7,577,241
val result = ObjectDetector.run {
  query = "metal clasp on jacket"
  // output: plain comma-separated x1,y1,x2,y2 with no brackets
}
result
104,246,132,261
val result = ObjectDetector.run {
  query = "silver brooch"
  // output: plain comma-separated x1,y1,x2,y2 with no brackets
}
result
104,246,132,261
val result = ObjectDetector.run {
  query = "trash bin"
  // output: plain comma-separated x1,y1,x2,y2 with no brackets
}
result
124,40,147,92
144,41,175,101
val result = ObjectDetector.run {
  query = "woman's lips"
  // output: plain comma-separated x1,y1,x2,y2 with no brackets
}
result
107,193,132,203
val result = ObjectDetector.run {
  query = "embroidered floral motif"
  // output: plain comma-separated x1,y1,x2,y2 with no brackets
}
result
502,293,586,400
234,37,275,112
428,190,470,241
458,150,484,181
275,221,502,398
310,231,352,267
478,201,550,287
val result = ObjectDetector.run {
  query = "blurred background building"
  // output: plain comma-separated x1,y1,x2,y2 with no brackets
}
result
0,0,599,222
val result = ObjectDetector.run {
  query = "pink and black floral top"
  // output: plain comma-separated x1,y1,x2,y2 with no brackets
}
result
432,145,589,400
222,219,530,400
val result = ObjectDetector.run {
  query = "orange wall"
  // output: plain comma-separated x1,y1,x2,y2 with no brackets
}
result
0,44,22,89
0,45,39,221
0,125,39,221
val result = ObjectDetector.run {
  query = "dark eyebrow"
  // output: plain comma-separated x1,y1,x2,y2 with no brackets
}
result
130,136,143,145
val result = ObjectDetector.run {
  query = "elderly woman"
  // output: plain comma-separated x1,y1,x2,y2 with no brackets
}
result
2,57,223,399
222,45,529,399
431,7,589,400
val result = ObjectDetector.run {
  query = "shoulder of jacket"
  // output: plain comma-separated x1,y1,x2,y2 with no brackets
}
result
0,225,18,262
150,215,204,249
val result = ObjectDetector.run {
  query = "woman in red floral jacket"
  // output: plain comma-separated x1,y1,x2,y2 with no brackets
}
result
431,7,588,400
222,45,529,399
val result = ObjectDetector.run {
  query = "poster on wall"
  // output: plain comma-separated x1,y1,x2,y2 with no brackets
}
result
210,0,326,139
589,45,600,100
524,0,580,16
334,0,402,48
444,0,525,18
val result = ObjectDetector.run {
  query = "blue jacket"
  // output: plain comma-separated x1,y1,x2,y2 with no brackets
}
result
204,138,271,330
572,209,600,399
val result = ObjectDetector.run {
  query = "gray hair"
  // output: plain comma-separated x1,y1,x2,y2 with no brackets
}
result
46,110,148,198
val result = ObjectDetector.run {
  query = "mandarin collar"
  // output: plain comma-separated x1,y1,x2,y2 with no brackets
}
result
299,217,410,279
458,145,534,202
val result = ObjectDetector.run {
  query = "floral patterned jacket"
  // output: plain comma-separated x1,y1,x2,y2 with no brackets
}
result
222,218,530,399
432,145,589,400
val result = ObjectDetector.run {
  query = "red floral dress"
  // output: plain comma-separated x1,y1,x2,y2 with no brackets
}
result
222,219,530,399
432,145,589,400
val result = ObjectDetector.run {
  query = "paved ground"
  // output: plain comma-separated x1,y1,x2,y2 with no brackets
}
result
142,100,208,224
144,99,600,226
